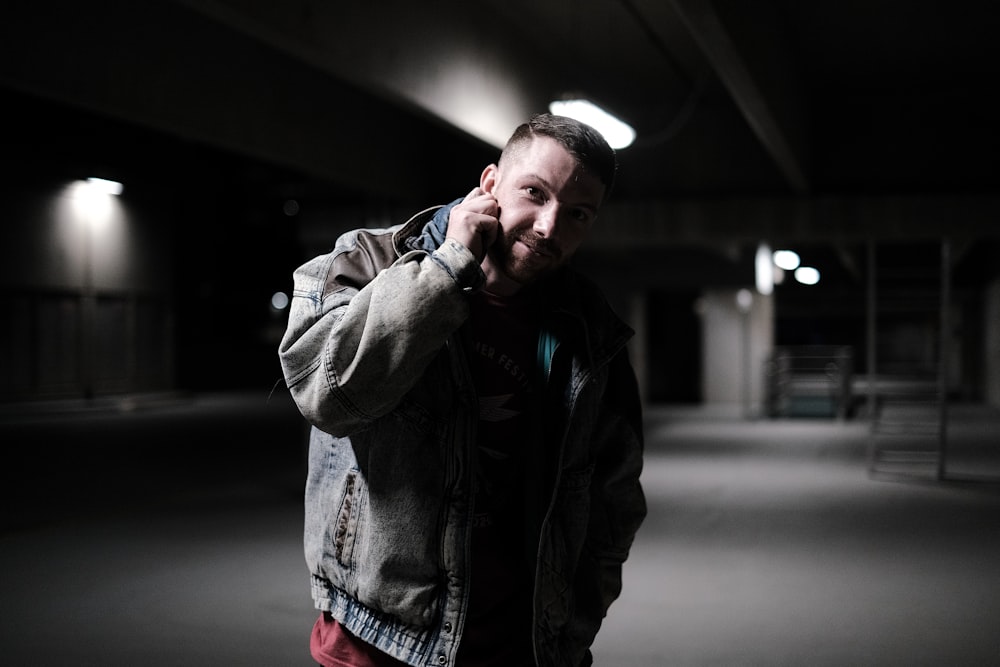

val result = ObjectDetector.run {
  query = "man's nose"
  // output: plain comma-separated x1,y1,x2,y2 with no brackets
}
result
533,205,558,237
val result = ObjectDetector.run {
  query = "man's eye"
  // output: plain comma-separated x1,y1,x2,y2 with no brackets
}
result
525,187,544,200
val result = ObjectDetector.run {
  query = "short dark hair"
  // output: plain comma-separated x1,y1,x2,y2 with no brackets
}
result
499,113,618,201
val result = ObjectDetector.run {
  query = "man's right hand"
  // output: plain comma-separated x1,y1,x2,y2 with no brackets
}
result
446,187,499,263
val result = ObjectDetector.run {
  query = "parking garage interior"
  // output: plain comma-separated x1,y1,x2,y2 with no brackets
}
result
2,2,999,665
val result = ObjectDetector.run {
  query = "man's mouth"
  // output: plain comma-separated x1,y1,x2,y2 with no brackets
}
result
516,237,559,259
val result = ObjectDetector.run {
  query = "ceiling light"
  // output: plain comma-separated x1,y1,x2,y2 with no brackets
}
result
549,99,636,149
794,266,820,285
772,249,800,271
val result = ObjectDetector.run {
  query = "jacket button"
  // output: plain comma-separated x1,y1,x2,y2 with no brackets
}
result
437,655,447,665
443,622,453,633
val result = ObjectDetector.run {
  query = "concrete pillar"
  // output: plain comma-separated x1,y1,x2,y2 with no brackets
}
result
628,291,650,405
699,288,773,416
986,277,1000,408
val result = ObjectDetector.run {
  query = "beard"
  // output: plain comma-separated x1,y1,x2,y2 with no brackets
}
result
490,228,564,285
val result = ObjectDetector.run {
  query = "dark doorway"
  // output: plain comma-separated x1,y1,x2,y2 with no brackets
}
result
647,291,702,403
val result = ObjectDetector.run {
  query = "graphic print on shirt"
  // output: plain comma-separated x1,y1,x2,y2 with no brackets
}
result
460,289,541,665
478,393,518,422
466,289,540,529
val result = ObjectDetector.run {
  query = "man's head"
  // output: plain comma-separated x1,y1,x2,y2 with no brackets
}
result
498,113,618,202
479,114,617,293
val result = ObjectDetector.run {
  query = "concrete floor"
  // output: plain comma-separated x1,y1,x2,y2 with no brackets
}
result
1,393,998,666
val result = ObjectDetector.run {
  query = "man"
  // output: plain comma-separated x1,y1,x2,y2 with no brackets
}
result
278,113,646,667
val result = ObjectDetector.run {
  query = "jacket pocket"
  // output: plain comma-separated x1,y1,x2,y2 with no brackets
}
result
334,470,362,567
550,464,595,573
537,464,596,650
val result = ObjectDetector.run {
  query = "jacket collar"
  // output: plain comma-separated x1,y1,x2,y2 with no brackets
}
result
538,269,634,372
396,200,457,254
395,198,634,368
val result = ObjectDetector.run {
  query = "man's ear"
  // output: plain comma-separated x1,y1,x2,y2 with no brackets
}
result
480,164,498,194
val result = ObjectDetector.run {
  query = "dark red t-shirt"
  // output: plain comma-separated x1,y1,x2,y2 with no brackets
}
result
311,613,407,667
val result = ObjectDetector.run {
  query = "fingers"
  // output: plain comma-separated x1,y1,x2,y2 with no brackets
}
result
460,186,495,214
447,187,499,262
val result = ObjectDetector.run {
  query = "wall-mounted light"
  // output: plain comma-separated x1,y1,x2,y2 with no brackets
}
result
549,99,636,149
86,177,124,196
70,178,124,229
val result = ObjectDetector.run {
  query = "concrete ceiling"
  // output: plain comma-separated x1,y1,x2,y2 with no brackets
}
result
2,0,999,252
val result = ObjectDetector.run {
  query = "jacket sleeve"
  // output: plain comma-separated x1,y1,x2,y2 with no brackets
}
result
567,349,647,658
278,232,482,436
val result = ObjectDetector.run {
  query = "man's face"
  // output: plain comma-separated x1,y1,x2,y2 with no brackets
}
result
482,136,605,290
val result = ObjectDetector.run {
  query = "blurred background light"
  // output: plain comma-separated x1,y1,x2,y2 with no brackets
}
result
794,266,820,285
271,291,290,311
736,288,753,313
773,249,800,271
755,242,774,295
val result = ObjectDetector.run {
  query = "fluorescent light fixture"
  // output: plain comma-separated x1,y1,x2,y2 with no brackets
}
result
773,249,800,271
87,177,123,196
549,99,636,149
794,266,820,285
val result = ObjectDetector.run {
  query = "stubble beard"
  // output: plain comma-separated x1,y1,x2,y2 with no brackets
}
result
491,227,564,286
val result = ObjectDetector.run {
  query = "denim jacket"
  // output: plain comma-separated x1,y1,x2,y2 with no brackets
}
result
278,201,646,667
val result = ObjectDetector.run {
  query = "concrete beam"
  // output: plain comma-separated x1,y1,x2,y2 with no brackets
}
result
0,0,497,202
172,0,550,149
669,0,810,194
594,195,1000,249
